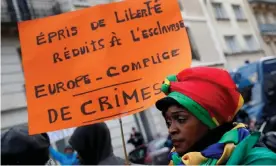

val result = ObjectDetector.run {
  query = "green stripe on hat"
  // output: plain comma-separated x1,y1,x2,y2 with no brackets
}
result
167,92,217,129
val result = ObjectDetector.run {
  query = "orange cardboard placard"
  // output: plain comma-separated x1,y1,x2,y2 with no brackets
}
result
18,0,191,134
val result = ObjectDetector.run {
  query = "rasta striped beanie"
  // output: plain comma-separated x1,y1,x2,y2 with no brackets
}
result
155,67,244,129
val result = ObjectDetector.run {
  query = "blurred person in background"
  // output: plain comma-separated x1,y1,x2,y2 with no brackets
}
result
1,125,50,165
156,67,276,165
127,127,144,148
49,145,79,165
69,122,125,165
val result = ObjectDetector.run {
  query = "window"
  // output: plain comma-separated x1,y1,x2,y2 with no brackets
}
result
17,0,32,21
212,3,228,20
232,5,246,21
263,12,270,24
255,11,263,24
73,0,90,7
267,13,275,24
186,27,200,60
267,42,276,55
225,36,239,53
244,35,257,51
263,59,276,101
74,6,86,10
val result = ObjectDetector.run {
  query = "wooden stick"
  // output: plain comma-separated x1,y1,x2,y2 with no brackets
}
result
119,118,130,165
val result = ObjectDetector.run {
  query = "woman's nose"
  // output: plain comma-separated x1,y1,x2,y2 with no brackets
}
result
168,122,178,135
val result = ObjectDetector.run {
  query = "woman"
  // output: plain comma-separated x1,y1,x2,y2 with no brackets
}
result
155,67,276,165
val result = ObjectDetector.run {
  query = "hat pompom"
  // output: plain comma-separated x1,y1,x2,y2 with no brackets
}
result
161,75,178,95
161,83,170,94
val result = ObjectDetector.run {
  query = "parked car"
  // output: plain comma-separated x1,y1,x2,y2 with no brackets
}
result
128,136,170,165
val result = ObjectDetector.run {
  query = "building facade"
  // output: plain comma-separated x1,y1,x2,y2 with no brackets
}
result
202,0,267,69
249,0,276,56
178,0,227,68
1,0,62,129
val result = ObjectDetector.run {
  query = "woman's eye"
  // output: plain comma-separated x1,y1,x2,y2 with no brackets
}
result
177,116,187,123
166,121,172,127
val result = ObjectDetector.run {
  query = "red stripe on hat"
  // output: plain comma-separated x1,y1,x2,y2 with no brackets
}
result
170,67,241,125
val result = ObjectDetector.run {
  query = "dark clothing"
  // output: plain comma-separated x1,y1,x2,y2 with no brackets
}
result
98,154,125,165
1,125,50,165
263,103,276,123
69,123,125,165
234,109,250,125
263,132,276,153
128,132,144,148
262,115,276,133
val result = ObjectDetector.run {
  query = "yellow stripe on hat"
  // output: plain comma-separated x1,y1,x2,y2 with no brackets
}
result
164,78,170,85
234,95,244,115
212,117,220,126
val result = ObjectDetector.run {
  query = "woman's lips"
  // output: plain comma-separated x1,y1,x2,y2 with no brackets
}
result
172,139,183,147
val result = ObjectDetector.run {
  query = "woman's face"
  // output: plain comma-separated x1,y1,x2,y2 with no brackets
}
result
165,105,208,155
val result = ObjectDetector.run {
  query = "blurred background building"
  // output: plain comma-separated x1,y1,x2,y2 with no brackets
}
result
204,0,266,69
1,0,275,158
249,0,276,56
178,0,227,68
1,0,62,129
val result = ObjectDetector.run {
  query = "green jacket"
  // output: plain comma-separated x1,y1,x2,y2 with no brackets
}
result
227,132,276,165
201,132,276,165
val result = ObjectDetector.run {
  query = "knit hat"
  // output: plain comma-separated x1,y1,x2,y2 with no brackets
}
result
156,67,244,129
1,125,50,165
